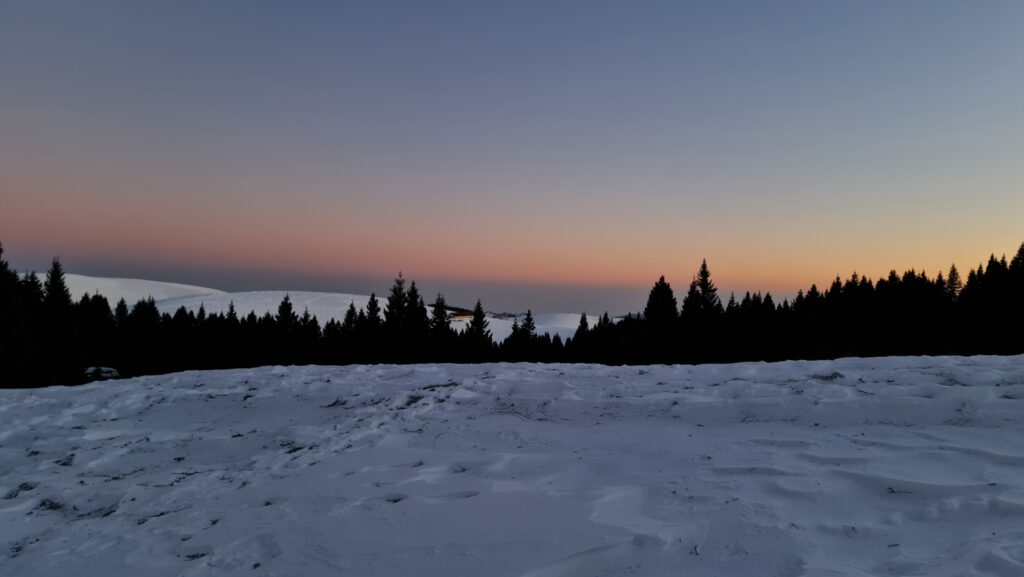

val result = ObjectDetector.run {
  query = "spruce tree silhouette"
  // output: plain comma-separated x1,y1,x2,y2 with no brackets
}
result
404,281,429,361
361,293,383,362
428,293,455,361
384,274,407,333
462,300,492,361
0,244,39,387
42,258,80,385
642,275,678,362
521,310,536,338
429,294,452,336
364,294,382,329
571,313,590,359
643,276,678,325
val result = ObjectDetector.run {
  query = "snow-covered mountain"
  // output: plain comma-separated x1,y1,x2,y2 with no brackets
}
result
2,356,1022,576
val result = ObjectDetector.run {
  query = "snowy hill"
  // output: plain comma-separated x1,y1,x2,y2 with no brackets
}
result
54,275,601,341
2,357,1023,576
62,274,224,305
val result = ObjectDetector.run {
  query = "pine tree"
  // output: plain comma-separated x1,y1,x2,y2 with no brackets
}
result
114,298,129,328
364,293,382,328
682,260,723,324
574,313,589,339
342,302,359,335
1011,242,1024,274
466,300,490,341
726,293,739,316
276,294,298,330
43,258,72,310
643,276,678,324
462,299,492,360
680,279,701,321
696,259,722,313
429,294,452,336
944,264,962,300
404,281,429,336
521,310,536,338
384,273,407,330
42,258,79,384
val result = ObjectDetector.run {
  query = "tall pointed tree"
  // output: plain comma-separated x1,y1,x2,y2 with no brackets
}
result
364,293,382,328
462,299,492,361
520,310,536,338
429,294,453,336
945,264,962,301
43,258,72,310
574,313,589,340
384,273,407,331
643,276,678,325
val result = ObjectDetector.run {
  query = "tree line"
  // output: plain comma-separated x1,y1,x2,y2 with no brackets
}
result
1,241,1022,388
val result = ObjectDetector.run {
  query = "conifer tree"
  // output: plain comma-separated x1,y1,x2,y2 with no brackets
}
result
43,258,72,310
364,293,382,328
462,299,492,360
342,302,358,334
276,294,298,329
429,294,452,336
1011,243,1024,274
521,310,536,338
681,279,702,322
466,300,490,341
574,313,589,338
942,264,958,303
696,259,722,313
384,273,407,330
404,281,429,336
42,258,79,384
114,298,129,328
643,276,678,324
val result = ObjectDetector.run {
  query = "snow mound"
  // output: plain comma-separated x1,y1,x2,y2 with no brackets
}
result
2,356,1023,576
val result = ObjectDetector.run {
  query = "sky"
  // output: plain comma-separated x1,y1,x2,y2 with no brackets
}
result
2,1,1023,313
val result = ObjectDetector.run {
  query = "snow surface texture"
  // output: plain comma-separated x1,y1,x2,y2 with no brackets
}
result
3,357,1023,577
63,274,224,305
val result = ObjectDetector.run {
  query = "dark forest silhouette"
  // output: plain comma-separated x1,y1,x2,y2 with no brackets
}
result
2,241,1023,388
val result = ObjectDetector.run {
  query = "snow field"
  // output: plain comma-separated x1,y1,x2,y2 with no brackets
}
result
1,357,1023,576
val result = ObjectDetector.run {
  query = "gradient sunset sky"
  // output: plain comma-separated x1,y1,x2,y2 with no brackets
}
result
2,1,1022,313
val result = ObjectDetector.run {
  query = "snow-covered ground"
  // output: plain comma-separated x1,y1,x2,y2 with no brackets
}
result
63,274,224,305
2,357,1023,576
